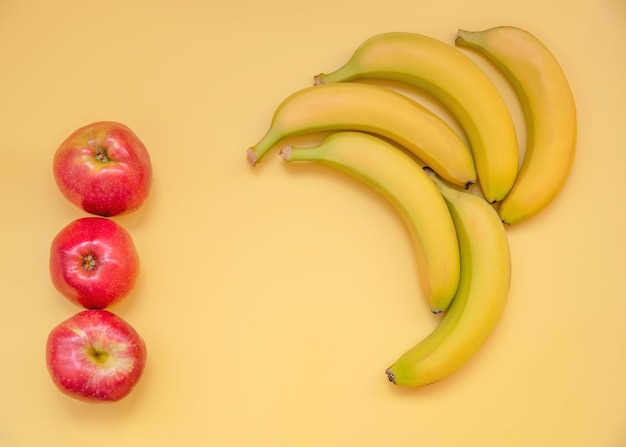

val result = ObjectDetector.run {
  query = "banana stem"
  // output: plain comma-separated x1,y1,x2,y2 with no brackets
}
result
279,145,323,163
246,148,259,166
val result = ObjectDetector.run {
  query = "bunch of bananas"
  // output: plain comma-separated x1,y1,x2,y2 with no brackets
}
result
246,26,577,388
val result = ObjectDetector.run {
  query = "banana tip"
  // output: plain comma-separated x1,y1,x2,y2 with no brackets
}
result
246,148,258,166
455,29,468,43
279,145,292,161
313,75,326,86
385,369,396,384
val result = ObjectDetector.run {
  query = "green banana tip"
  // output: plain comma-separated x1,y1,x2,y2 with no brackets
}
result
386,369,396,384
279,145,292,161
313,75,326,86
246,148,258,166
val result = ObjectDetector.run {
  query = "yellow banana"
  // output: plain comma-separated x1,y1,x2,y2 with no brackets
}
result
280,131,461,313
385,171,511,387
314,32,519,203
247,83,476,188
456,26,577,225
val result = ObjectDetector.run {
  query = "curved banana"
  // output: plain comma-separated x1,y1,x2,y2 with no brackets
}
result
456,26,577,225
280,131,461,313
385,171,511,387
247,82,476,188
314,32,519,203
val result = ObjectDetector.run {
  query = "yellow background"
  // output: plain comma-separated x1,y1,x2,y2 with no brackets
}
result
1,0,624,445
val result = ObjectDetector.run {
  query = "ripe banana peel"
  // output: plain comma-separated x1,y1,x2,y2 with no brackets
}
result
456,26,577,225
245,24,576,389
386,172,511,387
280,131,461,313
314,31,519,204
247,82,476,189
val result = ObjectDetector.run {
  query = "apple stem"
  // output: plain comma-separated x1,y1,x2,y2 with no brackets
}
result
95,147,110,163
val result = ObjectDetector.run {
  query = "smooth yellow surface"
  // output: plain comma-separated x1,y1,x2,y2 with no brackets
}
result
0,0,624,446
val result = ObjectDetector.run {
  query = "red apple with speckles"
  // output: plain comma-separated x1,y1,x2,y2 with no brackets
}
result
53,121,153,217
50,217,140,309
46,309,147,402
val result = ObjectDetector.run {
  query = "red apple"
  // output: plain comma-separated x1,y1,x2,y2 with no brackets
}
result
53,121,153,217
50,217,140,309
46,309,147,402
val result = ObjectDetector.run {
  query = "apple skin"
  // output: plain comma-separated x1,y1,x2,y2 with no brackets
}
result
50,217,140,309
46,309,147,403
53,121,153,217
